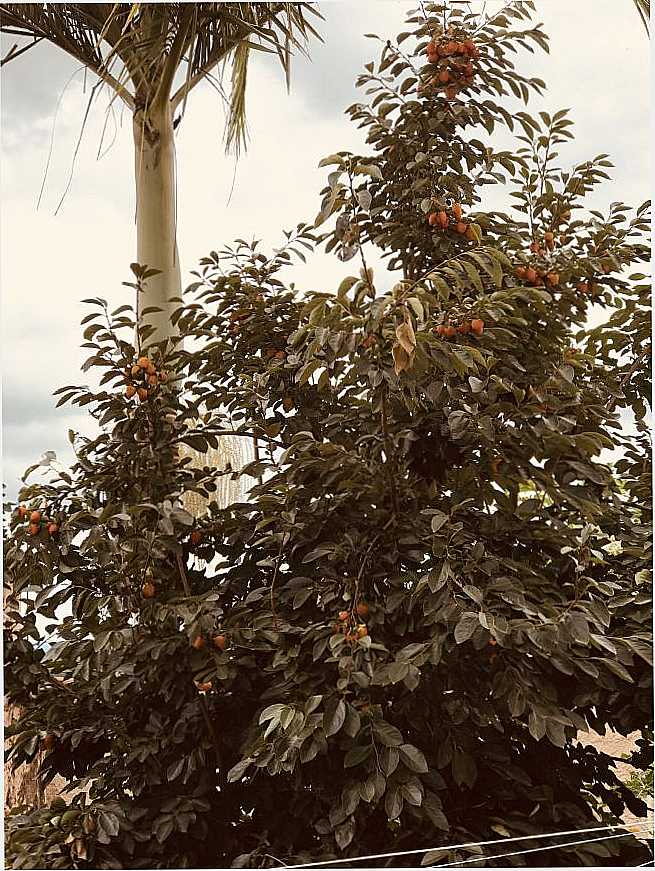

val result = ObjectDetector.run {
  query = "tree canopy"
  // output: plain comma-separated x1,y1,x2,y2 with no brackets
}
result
4,1,652,868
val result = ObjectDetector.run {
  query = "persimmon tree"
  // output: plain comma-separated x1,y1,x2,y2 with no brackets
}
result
4,2,652,868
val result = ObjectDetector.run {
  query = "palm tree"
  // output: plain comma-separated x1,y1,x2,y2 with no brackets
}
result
0,3,320,343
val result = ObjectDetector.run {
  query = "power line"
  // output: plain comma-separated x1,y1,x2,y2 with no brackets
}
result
289,821,654,869
435,828,653,867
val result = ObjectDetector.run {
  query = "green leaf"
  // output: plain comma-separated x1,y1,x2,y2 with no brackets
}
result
399,744,428,773
373,720,403,747
324,698,346,737
343,745,372,768
454,613,479,644
227,758,253,782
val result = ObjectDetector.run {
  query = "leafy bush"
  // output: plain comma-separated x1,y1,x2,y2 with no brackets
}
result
4,2,651,867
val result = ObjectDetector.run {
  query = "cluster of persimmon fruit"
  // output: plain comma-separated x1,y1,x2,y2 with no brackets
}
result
190,632,227,652
333,601,369,645
424,35,478,100
427,201,476,241
513,235,561,287
16,505,59,537
514,263,560,288
124,355,168,403
434,317,484,339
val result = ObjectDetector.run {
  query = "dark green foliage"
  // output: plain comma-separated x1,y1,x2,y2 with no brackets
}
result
4,2,651,867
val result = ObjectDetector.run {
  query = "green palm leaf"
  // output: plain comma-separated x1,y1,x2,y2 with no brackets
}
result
0,3,322,153
633,0,651,32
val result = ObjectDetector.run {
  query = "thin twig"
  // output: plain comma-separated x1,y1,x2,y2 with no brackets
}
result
198,693,224,784
381,389,400,519
270,536,286,629
176,550,192,596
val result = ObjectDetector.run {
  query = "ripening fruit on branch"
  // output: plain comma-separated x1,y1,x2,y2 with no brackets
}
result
196,681,213,692
131,364,141,378
190,530,203,546
463,39,478,57
471,319,484,336
126,384,136,399
525,267,538,284
137,356,151,370
191,635,206,650
137,387,148,402
428,212,439,227
437,211,449,229
438,69,450,84
356,602,369,618
274,351,286,360
357,624,368,638
142,581,156,599
458,321,471,334
212,634,226,651
47,523,59,536
444,325,457,338
147,373,158,387
338,610,349,622
452,203,463,222
515,266,527,280
30,510,41,523
577,281,590,294
455,221,468,234
444,85,459,101
545,271,560,287
28,523,40,536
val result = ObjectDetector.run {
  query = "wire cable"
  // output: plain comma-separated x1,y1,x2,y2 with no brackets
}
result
289,821,654,868
435,828,653,867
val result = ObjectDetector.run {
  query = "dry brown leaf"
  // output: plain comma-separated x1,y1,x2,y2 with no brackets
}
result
392,342,414,375
395,319,416,356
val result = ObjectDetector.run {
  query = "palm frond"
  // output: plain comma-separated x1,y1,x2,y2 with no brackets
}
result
633,0,651,33
0,3,322,152
225,39,250,157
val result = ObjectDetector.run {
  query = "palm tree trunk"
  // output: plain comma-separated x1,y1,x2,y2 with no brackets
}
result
132,102,181,345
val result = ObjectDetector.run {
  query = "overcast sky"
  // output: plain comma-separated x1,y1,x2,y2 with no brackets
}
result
1,1,651,500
